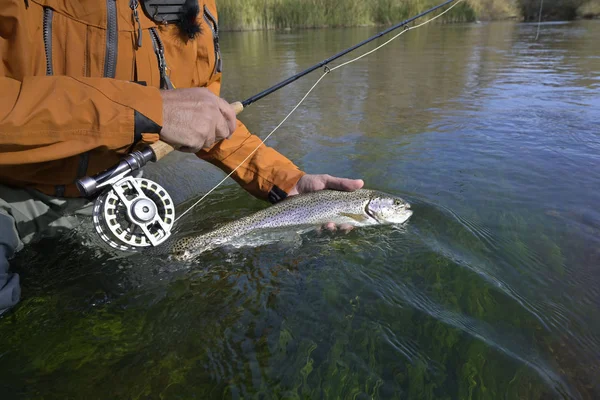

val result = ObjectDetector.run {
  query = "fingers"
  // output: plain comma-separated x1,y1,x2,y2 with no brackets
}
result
339,223,355,233
291,174,366,197
217,98,237,137
324,222,336,232
212,110,232,146
318,222,354,234
316,223,337,235
160,88,232,152
324,176,365,192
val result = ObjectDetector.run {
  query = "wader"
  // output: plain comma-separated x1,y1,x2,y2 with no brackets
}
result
0,184,93,315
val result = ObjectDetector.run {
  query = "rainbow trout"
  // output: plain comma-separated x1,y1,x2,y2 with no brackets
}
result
162,189,412,261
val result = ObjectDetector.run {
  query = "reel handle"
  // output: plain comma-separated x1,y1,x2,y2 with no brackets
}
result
149,101,244,161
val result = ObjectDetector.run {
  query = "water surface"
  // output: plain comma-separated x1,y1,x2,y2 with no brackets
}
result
1,20,599,399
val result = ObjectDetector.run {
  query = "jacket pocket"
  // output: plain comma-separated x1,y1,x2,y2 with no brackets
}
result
203,4,222,77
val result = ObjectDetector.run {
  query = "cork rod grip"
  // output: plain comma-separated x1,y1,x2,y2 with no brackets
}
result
149,101,244,161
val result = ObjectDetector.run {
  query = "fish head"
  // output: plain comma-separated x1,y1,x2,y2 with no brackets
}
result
365,194,413,224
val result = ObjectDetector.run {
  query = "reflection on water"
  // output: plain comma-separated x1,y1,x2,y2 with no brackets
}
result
2,20,600,399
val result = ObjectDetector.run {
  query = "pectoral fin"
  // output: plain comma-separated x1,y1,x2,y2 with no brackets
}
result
339,212,369,222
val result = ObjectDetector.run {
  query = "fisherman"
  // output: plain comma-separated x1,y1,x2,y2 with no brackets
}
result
0,0,363,315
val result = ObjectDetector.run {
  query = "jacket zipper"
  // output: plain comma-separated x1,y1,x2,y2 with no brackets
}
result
104,0,118,78
43,7,54,75
149,28,174,90
43,6,64,196
130,0,143,48
78,0,118,188
203,5,222,77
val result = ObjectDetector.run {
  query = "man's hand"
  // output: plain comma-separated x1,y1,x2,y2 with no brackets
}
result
288,174,364,233
159,88,237,153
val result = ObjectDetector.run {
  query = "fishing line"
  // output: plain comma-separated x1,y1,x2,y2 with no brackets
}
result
175,0,465,223
535,0,544,40
175,72,330,222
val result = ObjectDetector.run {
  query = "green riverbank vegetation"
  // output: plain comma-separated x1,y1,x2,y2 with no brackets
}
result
216,0,600,30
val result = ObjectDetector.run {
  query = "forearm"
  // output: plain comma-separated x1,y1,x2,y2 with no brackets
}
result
0,76,163,165
197,120,305,202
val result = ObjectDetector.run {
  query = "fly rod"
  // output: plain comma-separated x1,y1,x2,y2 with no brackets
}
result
76,0,457,198
242,0,456,108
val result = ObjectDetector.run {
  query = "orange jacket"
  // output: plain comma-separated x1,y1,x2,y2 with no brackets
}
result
0,0,305,202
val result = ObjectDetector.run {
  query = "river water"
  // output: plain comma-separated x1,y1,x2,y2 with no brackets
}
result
1,20,599,399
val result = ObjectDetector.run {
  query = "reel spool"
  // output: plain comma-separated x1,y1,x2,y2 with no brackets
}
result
92,176,175,251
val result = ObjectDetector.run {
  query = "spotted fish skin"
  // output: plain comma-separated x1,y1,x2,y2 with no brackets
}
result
159,189,412,260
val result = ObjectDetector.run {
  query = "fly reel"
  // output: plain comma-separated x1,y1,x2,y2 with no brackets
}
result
76,146,176,251
92,176,175,251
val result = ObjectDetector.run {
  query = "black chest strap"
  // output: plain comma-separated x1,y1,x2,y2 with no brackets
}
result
140,0,202,39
